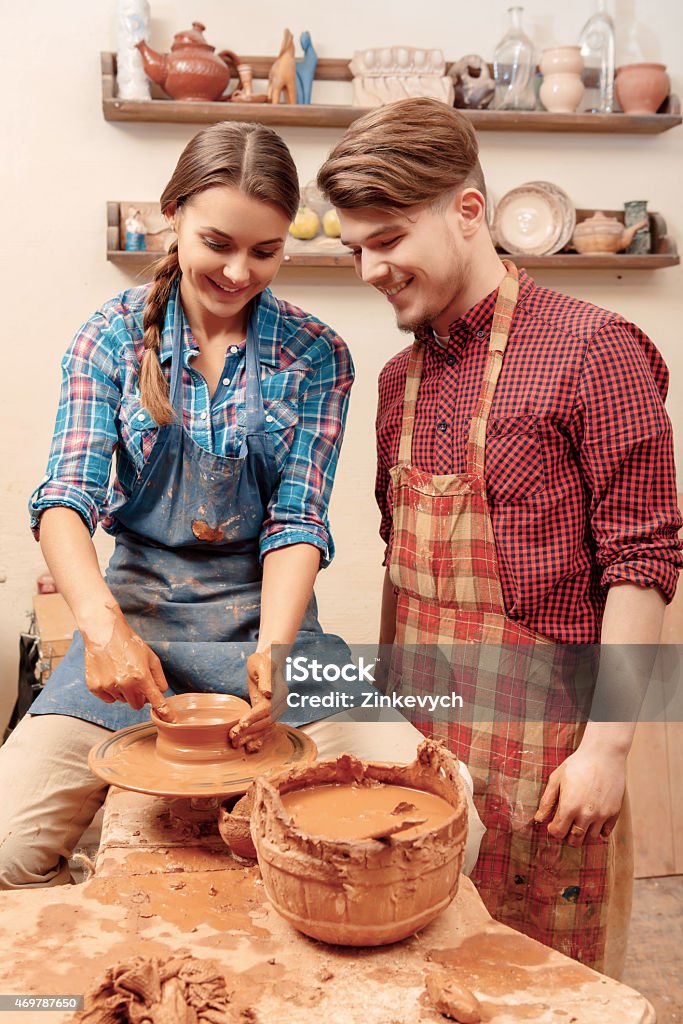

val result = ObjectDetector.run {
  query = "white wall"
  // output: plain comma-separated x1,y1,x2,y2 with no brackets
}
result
1,0,681,729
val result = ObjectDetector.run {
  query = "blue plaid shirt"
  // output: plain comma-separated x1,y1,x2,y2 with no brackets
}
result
30,284,354,565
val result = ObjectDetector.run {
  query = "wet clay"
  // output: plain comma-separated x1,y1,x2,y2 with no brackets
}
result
218,790,257,860
68,953,232,1024
425,970,482,1023
280,783,454,841
251,740,469,946
88,720,317,798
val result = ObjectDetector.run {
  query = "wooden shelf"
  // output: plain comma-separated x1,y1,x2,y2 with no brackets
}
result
108,202,679,275
101,53,682,134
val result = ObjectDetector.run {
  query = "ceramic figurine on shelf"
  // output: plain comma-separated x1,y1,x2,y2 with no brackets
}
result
116,0,151,101
124,208,147,251
230,63,268,103
268,29,297,104
296,31,318,104
448,55,495,109
349,47,454,107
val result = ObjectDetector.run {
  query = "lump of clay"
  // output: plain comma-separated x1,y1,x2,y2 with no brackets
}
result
425,970,482,1023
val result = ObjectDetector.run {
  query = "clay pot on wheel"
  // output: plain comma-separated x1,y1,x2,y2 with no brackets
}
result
151,692,249,763
615,63,669,115
251,739,469,946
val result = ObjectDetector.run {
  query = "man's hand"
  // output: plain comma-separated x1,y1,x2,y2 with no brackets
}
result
229,649,288,753
83,606,169,713
533,739,627,847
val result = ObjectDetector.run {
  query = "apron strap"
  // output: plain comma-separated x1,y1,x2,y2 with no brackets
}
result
244,301,267,435
168,288,267,435
466,260,519,477
397,341,425,464
168,285,185,414
396,260,520,471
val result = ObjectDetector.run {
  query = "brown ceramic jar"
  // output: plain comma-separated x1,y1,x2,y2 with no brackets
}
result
615,62,669,115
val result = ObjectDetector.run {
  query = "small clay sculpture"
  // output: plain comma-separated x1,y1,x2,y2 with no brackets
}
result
296,30,318,104
230,63,269,103
268,28,297,104
449,55,496,109
425,971,482,1023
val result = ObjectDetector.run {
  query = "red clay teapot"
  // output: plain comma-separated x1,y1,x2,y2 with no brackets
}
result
136,22,239,102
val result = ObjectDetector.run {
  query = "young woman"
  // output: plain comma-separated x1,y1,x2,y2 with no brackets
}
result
0,121,356,887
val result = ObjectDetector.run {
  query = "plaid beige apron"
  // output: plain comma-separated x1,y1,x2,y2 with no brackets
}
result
386,261,632,976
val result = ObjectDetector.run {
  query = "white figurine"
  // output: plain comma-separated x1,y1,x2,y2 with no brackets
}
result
117,0,151,101
349,46,453,107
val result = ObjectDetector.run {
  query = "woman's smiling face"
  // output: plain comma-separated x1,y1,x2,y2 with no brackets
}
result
168,185,291,331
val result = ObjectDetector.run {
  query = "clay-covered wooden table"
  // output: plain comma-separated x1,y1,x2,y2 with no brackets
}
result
0,788,655,1024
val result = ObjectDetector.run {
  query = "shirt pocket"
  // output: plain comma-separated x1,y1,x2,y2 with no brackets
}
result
485,413,546,503
239,398,299,471
117,396,159,472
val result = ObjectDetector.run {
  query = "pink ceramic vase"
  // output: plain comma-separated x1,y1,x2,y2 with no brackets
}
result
615,62,669,115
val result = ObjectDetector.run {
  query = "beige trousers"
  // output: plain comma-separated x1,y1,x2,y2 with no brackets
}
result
0,709,484,889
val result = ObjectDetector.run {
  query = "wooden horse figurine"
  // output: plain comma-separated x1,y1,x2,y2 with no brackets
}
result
267,28,297,104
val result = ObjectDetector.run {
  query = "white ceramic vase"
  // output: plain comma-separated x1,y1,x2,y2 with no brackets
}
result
540,47,585,113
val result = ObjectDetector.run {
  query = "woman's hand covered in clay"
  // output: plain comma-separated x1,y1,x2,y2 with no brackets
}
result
229,649,288,753
83,606,169,712
533,742,627,847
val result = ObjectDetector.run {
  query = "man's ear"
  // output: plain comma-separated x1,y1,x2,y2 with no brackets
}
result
458,188,487,238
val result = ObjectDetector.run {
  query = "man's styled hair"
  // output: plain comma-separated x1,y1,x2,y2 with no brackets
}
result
317,97,486,211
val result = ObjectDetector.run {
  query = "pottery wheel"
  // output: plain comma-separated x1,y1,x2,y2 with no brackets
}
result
88,722,317,798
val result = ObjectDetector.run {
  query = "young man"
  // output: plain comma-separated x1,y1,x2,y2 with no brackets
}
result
317,97,682,976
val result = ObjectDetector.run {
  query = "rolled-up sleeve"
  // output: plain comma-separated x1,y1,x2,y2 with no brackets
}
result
577,319,682,602
29,313,121,538
259,332,354,567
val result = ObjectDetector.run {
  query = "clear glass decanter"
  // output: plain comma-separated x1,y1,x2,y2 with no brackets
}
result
578,0,615,113
492,6,537,111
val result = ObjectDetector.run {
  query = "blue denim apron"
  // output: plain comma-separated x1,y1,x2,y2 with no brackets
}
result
31,291,353,729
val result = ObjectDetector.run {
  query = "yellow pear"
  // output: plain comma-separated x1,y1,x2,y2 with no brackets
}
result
289,205,320,240
322,208,342,238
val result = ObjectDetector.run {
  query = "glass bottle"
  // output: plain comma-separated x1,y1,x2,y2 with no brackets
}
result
492,6,537,111
578,0,615,113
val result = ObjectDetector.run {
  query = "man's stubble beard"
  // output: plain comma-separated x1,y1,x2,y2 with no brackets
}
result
395,242,468,335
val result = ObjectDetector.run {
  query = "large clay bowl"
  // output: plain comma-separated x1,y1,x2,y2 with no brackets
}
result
150,692,249,763
251,739,468,947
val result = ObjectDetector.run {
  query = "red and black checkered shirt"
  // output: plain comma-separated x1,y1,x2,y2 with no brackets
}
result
376,269,682,643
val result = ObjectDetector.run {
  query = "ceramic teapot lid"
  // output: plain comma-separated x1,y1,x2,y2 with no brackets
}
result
171,21,215,52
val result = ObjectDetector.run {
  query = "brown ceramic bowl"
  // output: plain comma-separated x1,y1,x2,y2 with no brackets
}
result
150,692,250,764
251,739,468,946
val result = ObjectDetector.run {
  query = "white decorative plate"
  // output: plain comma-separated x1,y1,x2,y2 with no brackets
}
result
493,182,574,256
